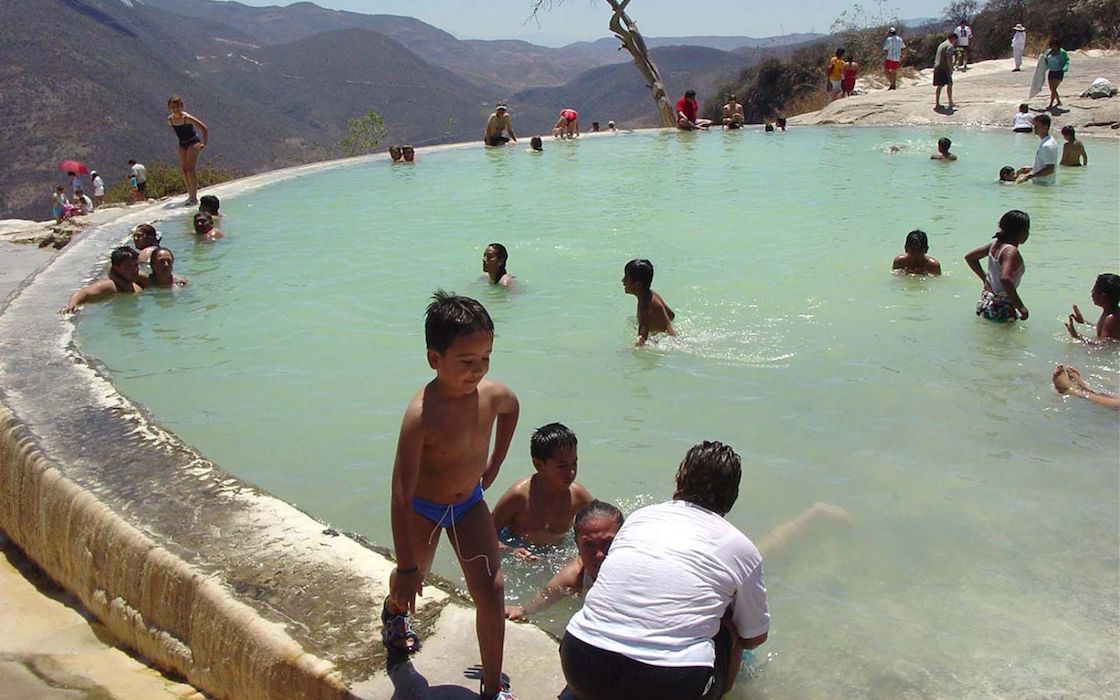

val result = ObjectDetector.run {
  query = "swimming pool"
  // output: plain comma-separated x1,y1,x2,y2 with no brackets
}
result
76,127,1119,698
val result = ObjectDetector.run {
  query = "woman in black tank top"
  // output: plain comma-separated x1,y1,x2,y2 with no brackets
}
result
167,95,209,206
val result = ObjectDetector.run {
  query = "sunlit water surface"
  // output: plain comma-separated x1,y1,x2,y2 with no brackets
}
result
78,128,1119,698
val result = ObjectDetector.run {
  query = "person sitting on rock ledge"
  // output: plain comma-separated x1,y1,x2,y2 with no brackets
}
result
1011,104,1034,133
60,246,143,313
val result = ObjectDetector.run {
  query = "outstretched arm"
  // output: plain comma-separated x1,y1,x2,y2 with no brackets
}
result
60,279,115,313
505,557,581,620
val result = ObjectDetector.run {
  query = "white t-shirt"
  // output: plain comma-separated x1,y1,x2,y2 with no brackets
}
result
565,500,770,668
957,25,971,46
883,35,906,62
1032,134,1058,184
1012,112,1034,130
130,163,147,183
92,175,105,196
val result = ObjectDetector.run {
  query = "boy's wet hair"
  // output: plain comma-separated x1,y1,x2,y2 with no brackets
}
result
1034,113,1051,129
1060,125,1075,138
110,246,139,267
674,441,741,515
937,137,952,153
574,500,624,532
624,258,654,287
905,229,929,252
193,211,212,229
424,290,494,353
1095,273,1120,305
995,209,1030,241
530,422,577,461
530,136,543,151
199,195,220,215
999,166,1015,180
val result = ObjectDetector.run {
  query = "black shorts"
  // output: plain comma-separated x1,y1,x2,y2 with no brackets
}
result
136,180,147,195
933,66,952,86
560,627,733,700
485,135,510,147
1048,70,1064,83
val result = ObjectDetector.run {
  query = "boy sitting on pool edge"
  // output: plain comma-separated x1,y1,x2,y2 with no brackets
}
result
382,291,521,700
492,422,594,560
622,258,676,346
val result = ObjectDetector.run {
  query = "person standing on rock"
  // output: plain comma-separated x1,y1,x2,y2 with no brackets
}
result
826,49,846,100
128,160,147,199
882,27,907,90
955,20,973,69
166,96,209,207
90,171,105,209
841,55,859,97
933,34,958,111
1011,24,1027,71
1043,39,1070,110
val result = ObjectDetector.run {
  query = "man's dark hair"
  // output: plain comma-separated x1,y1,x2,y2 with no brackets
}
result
110,246,139,267
1034,113,1051,129
624,258,654,287
674,441,742,515
684,89,696,98
199,195,220,215
835,47,845,58
128,159,137,165
530,422,577,461
1060,125,1075,138
424,290,494,353
905,229,929,252
1094,273,1120,305
938,137,952,153
574,500,624,532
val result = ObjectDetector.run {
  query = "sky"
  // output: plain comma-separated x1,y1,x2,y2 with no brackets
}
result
228,0,947,46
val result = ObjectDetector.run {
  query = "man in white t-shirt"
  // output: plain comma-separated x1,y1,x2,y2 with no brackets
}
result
882,27,906,90
955,21,972,68
562,441,769,699
1017,113,1057,185
128,159,147,197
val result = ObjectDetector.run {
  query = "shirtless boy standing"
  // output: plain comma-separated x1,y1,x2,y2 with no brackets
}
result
383,291,521,700
492,423,593,557
622,258,676,346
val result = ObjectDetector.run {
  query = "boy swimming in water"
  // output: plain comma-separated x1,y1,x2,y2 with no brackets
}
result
930,137,957,161
999,166,1017,182
383,291,521,700
892,229,942,276
622,258,676,346
1065,273,1120,342
492,423,594,559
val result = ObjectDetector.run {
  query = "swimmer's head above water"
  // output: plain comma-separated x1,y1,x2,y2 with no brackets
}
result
905,229,930,254
482,243,509,284
622,258,654,294
574,500,624,580
999,166,1016,181
530,136,543,151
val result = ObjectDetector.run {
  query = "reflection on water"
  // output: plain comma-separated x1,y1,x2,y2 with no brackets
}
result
77,128,1119,698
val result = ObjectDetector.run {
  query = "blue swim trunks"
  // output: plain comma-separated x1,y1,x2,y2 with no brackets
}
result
412,484,484,528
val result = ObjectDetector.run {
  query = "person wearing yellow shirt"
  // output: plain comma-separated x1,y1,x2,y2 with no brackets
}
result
826,48,847,100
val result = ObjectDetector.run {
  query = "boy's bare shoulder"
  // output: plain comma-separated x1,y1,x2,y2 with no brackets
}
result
478,378,518,404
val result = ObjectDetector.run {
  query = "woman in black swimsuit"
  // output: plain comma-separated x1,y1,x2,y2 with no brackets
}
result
167,95,209,206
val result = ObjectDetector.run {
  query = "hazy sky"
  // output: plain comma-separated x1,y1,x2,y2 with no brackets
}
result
228,0,946,45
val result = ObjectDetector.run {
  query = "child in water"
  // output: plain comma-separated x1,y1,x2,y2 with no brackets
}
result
1065,273,1120,342
930,137,957,161
482,243,514,287
492,422,593,559
382,291,520,700
998,166,1017,182
1059,126,1087,166
529,136,543,152
622,258,675,346
892,229,942,276
964,210,1030,322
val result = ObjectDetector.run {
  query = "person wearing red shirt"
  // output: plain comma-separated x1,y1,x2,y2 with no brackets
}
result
676,90,711,130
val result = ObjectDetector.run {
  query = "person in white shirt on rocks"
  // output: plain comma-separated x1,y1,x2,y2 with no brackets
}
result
561,441,769,700
882,27,906,90
1011,23,1027,71
955,20,973,68
1011,103,1034,133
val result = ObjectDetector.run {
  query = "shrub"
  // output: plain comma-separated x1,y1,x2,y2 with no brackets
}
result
103,163,241,205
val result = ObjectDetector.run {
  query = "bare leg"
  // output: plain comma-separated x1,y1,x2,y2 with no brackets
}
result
384,510,443,650
947,84,955,109
183,142,204,200
758,502,853,557
1053,365,1120,410
447,501,505,697
935,85,943,108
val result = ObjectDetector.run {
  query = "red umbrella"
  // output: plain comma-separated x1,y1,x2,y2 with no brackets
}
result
57,160,89,175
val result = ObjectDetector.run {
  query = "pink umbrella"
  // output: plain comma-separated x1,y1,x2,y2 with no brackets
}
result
57,160,89,175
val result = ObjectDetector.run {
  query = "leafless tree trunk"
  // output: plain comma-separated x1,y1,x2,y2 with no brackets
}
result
531,0,677,127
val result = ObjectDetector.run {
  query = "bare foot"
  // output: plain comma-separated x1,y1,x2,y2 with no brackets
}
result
1065,366,1091,391
810,502,855,525
1052,364,1073,394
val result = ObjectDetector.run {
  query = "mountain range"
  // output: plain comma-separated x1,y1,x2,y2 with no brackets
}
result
0,0,823,219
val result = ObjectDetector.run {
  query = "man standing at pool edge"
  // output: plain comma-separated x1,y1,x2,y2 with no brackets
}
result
882,27,906,90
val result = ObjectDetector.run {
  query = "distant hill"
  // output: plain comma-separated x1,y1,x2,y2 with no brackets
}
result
515,46,750,129
139,0,630,90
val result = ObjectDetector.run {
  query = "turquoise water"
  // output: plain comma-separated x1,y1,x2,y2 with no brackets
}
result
78,128,1119,698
